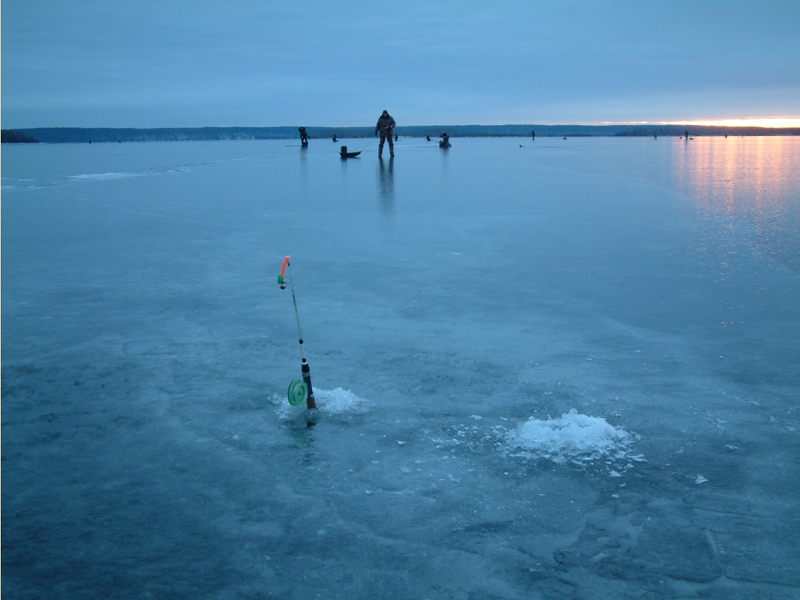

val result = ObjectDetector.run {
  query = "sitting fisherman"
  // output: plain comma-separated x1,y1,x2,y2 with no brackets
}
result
299,127,309,145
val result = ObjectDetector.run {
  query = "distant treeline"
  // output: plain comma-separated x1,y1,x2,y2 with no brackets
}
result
3,124,799,143
2,130,41,143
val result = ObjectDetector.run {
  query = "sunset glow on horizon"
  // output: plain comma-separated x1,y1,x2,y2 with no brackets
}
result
591,119,800,128
660,118,800,128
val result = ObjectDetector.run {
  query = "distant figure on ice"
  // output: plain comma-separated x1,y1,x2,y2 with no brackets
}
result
332,134,337,142
439,132,450,148
299,127,309,146
531,130,535,140
426,135,431,141
375,110,396,157
684,130,689,140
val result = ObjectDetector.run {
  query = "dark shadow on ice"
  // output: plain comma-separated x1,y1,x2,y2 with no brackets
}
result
299,145,308,190
440,140,449,176
378,156,394,214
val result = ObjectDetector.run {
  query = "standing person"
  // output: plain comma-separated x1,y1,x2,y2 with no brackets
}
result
374,110,396,157
299,127,309,145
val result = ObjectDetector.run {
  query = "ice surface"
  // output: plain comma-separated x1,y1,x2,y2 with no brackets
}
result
2,137,800,599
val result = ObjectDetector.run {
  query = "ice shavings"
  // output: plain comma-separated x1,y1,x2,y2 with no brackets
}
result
314,387,370,414
273,387,370,419
506,409,636,465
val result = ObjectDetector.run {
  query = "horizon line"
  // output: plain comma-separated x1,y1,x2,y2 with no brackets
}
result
7,119,800,130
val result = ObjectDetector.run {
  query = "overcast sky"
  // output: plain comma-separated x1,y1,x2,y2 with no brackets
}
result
2,0,799,128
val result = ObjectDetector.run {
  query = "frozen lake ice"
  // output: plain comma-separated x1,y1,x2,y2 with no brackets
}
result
3,136,800,599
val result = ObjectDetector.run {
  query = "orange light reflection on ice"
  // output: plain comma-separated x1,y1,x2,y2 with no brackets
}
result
672,136,800,271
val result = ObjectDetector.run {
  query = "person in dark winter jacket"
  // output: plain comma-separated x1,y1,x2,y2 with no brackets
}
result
374,110,396,157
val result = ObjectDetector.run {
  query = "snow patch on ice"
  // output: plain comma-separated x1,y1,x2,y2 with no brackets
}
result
506,409,635,464
68,172,141,181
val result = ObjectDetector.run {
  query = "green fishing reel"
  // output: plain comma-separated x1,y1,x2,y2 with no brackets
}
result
287,379,309,406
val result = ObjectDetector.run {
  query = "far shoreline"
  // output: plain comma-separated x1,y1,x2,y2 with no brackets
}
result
3,124,799,144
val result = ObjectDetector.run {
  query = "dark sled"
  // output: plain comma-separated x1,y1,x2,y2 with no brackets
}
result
340,146,361,158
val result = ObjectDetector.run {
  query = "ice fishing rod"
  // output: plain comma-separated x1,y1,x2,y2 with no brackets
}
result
358,137,374,153
278,256,316,409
